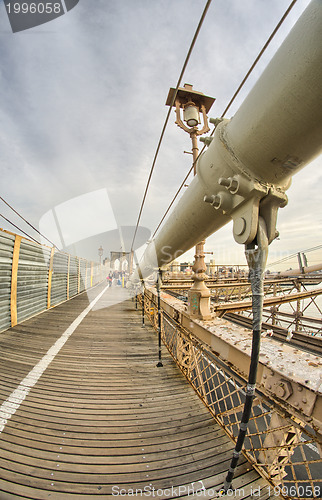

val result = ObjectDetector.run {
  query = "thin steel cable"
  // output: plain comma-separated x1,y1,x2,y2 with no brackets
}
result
152,0,298,240
0,213,41,245
152,164,194,238
220,0,298,118
268,244,322,267
0,196,58,248
130,0,213,253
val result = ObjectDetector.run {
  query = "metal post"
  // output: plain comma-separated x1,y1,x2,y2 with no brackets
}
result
129,250,134,275
141,285,145,327
295,279,302,332
191,131,199,176
156,268,163,367
188,132,212,320
297,252,304,274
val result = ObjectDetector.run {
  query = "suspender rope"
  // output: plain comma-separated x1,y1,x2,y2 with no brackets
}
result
221,217,269,493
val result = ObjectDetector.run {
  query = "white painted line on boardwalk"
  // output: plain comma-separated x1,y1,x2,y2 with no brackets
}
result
0,285,109,434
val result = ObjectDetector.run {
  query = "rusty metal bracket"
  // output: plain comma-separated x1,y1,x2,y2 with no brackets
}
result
231,183,287,246
259,187,288,244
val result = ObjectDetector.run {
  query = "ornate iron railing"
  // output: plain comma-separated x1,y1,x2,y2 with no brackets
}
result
138,290,322,500
164,278,322,338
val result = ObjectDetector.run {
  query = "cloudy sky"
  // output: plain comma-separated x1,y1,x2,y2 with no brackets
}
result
0,0,321,272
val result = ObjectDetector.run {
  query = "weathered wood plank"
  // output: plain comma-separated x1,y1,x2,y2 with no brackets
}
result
0,284,275,498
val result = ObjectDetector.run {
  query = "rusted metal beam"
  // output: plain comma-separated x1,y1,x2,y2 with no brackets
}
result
213,288,322,314
162,276,322,290
144,286,322,440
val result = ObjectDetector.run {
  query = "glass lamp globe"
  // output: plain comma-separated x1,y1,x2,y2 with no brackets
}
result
183,105,200,127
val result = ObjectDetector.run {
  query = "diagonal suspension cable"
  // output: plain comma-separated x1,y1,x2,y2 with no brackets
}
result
152,164,195,238
268,243,322,267
0,195,59,248
220,0,298,117
130,0,213,253
151,0,299,241
0,213,41,245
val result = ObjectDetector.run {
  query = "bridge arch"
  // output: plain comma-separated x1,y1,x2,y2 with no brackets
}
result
110,251,131,273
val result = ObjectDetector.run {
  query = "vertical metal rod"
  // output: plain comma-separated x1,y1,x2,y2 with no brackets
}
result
295,279,302,332
142,286,145,327
272,283,277,326
297,252,304,274
191,131,199,175
156,268,163,367
188,131,211,320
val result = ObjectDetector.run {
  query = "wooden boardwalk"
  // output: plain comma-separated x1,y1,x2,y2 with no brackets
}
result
0,283,274,499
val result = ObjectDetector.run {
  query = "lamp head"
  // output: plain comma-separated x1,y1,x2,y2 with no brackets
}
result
183,101,200,127
166,83,215,116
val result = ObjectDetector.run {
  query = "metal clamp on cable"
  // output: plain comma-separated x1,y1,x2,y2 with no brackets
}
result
245,216,268,335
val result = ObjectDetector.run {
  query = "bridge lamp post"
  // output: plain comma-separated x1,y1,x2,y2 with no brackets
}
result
98,245,103,266
166,83,215,320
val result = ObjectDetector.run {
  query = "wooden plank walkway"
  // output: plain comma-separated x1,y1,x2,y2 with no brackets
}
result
0,283,274,499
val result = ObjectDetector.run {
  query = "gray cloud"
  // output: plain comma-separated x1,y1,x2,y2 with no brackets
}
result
0,0,320,266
